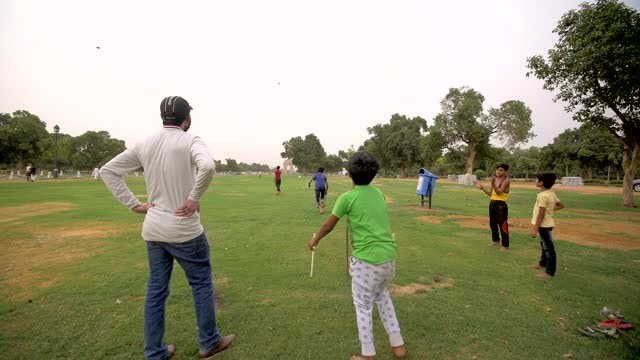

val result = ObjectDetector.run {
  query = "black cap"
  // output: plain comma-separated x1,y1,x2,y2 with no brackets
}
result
160,96,193,123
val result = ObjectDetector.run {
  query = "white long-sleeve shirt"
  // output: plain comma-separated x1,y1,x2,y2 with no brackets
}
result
100,126,215,243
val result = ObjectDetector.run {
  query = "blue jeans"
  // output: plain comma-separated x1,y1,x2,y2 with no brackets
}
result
315,188,326,207
538,227,556,276
144,233,220,360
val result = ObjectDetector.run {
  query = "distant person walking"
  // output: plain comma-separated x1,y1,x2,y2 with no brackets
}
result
29,164,37,182
308,167,329,214
274,165,282,194
474,164,511,250
92,167,100,180
25,163,32,182
100,96,235,360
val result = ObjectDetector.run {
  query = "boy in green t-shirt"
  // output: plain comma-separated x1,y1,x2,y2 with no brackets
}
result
308,151,406,360
529,172,565,278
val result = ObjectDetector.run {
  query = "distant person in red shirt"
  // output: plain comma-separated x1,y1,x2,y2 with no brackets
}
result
274,166,282,194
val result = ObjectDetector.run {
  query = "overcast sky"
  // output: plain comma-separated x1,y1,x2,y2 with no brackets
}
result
2,0,639,167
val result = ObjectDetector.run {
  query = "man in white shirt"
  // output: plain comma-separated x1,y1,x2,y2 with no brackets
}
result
100,96,236,360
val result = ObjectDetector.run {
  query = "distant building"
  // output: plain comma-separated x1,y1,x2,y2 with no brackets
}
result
283,159,296,174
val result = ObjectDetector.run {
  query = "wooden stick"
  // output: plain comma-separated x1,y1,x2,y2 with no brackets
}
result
310,233,316,278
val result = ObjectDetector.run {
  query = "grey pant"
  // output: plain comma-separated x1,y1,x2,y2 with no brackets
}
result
350,256,404,356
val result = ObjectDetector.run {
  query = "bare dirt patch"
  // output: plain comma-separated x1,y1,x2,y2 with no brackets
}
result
1,221,139,301
571,209,640,222
0,202,76,223
420,214,640,250
392,275,454,296
416,216,442,224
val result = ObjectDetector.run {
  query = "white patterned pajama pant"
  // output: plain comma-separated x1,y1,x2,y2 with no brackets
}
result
349,256,404,357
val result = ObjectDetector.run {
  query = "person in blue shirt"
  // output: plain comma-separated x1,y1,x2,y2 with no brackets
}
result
308,167,329,214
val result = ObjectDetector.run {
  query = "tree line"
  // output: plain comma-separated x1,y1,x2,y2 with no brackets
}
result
0,111,274,174
1,110,126,172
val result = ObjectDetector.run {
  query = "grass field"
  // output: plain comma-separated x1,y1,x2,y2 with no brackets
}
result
1,175,639,359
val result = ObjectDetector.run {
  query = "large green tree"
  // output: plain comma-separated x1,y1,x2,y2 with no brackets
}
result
281,134,326,173
364,114,427,178
575,126,623,179
70,131,126,169
509,147,541,179
432,87,534,174
540,129,582,177
324,154,345,174
0,110,49,169
526,0,640,206
540,126,622,180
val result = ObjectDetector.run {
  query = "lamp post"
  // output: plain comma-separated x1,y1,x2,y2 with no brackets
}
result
53,125,60,178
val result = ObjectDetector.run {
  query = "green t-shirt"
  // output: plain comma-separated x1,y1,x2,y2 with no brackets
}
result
332,184,397,265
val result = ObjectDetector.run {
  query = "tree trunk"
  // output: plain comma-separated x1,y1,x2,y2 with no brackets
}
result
586,167,593,180
621,142,640,207
399,164,407,178
565,163,569,177
466,144,477,175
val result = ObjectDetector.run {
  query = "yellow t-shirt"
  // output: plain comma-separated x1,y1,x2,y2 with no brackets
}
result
531,190,560,228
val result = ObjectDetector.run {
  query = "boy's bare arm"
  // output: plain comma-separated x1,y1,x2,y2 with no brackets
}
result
473,181,492,196
308,215,340,250
531,207,546,237
493,177,510,195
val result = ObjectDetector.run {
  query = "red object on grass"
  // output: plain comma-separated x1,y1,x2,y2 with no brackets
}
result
599,319,633,329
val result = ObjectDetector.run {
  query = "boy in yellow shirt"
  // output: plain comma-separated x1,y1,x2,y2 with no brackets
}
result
530,172,565,278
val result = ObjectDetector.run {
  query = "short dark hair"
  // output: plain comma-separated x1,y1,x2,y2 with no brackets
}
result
276,165,280,170
497,164,509,171
536,172,557,188
347,151,379,185
317,167,324,173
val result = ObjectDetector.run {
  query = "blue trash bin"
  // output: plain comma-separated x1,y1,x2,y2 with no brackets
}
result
416,168,438,207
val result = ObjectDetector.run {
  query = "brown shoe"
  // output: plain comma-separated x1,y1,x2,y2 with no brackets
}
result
200,334,236,358
167,344,176,359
